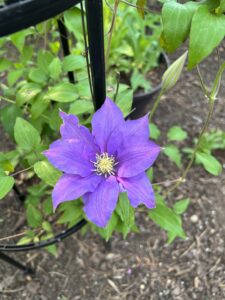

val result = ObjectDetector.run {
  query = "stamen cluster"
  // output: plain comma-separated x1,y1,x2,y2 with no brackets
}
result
93,153,118,177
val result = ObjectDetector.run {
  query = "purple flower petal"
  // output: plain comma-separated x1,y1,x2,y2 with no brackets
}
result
83,176,119,227
107,114,150,155
44,139,94,176
60,111,98,153
52,173,102,210
117,140,161,177
123,114,149,141
92,97,124,152
118,173,155,209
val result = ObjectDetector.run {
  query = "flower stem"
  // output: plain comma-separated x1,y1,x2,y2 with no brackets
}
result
164,99,215,197
0,96,16,104
106,0,120,72
149,89,164,122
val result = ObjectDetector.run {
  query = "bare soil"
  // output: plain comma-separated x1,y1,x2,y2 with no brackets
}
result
0,44,225,300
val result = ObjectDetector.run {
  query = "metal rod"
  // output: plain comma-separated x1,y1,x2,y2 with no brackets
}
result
0,219,87,252
0,251,34,274
57,18,75,83
85,0,106,110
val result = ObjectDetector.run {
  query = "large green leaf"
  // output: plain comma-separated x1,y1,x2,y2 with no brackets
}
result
0,105,22,138
69,100,93,115
116,193,135,238
196,151,222,176
34,160,61,187
64,8,83,40
26,204,42,228
0,176,15,200
149,203,186,240
28,68,47,84
45,83,78,102
97,213,118,241
62,55,86,72
16,83,42,106
14,117,41,151
162,1,198,52
188,5,225,69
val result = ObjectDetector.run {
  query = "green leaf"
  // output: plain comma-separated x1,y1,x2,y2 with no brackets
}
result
167,126,187,141
7,69,23,86
97,213,118,241
37,50,54,75
0,58,12,71
48,57,62,80
43,197,53,216
116,193,135,238
28,68,47,84
210,60,225,101
16,83,42,106
162,2,198,52
62,55,86,72
173,198,190,215
10,29,33,52
188,5,225,69
26,204,42,228
196,151,222,176
64,8,83,40
69,100,93,115
163,144,182,168
162,51,188,92
0,176,14,200
149,123,161,140
20,45,33,64
57,205,83,225
17,236,32,245
42,221,52,232
45,83,78,102
34,160,61,187
14,117,41,151
131,70,151,92
0,153,14,172
0,105,22,138
149,203,186,240
31,93,49,120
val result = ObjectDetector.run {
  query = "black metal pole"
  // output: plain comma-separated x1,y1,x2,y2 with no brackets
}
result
57,18,75,83
85,0,106,110
0,251,34,274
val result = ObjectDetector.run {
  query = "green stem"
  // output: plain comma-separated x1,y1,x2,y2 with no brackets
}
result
164,99,215,196
0,96,16,104
106,0,120,72
149,89,164,122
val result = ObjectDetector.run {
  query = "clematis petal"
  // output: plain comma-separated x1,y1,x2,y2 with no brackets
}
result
60,111,98,153
92,97,124,152
118,173,155,209
52,173,102,210
44,139,94,176
83,176,119,227
123,114,149,141
107,114,150,155
117,140,161,177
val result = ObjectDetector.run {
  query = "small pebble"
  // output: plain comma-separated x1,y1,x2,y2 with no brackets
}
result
190,214,199,223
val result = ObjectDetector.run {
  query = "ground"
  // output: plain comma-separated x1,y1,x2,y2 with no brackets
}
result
0,44,225,300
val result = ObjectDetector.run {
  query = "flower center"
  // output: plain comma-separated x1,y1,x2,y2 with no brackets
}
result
93,153,118,177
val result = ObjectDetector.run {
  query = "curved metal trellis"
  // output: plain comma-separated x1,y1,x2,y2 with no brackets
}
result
0,0,106,273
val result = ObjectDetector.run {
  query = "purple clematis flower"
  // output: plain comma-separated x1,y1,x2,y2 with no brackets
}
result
44,98,161,228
